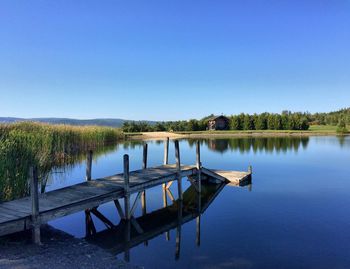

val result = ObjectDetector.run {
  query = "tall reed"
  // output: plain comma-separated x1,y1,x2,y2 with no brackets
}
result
0,122,123,201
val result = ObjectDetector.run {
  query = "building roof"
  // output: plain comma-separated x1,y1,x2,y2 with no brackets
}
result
208,115,229,121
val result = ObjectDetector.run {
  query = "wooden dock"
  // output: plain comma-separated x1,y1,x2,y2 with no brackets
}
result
0,139,252,243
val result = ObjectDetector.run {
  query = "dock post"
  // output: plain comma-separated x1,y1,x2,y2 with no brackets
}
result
124,154,131,220
248,165,252,174
196,141,202,193
163,137,169,189
30,166,41,244
142,143,148,169
175,140,183,200
86,150,93,181
164,137,169,165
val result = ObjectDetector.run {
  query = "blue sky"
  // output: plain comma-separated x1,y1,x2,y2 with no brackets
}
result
0,0,349,121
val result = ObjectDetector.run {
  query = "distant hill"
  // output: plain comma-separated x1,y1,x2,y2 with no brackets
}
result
0,117,157,128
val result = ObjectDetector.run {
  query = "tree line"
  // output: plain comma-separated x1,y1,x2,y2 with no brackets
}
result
310,108,350,126
122,108,350,133
122,112,310,132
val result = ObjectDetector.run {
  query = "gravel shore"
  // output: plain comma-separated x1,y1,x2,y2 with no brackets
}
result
0,225,142,269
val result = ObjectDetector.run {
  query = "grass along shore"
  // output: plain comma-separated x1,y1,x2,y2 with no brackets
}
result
127,125,349,140
0,122,123,201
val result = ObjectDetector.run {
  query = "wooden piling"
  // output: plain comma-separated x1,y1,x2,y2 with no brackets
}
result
114,199,125,220
175,140,183,200
143,143,148,170
196,141,202,193
85,209,96,237
163,137,169,189
124,154,131,220
248,165,252,174
86,150,93,181
164,137,169,165
30,166,40,244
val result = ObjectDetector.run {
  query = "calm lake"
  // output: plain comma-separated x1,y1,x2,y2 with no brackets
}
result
42,136,350,268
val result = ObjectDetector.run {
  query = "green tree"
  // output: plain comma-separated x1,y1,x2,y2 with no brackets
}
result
230,116,242,130
273,114,282,130
267,114,275,129
337,118,348,133
299,117,310,130
243,114,254,130
255,114,267,130
154,122,166,131
187,119,199,131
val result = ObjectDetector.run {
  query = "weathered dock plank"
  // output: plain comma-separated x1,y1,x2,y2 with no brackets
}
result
201,167,251,186
0,164,197,237
211,170,251,185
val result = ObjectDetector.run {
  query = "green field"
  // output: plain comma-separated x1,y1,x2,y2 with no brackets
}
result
176,125,347,135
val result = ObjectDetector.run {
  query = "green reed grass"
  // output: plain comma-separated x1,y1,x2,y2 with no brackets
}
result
0,122,123,201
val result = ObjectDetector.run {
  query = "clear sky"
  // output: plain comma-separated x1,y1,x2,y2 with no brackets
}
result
0,1,349,121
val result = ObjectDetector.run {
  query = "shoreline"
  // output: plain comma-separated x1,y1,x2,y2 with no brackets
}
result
127,131,347,140
0,225,140,269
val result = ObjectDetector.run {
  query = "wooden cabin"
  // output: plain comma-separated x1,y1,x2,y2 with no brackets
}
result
207,116,229,130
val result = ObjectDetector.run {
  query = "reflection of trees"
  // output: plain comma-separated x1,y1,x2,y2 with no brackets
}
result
336,136,350,148
190,137,310,153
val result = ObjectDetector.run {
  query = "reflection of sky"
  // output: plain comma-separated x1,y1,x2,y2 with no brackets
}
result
49,136,350,268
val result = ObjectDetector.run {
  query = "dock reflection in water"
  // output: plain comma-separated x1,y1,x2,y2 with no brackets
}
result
85,179,252,262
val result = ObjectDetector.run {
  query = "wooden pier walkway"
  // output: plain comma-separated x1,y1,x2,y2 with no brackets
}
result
0,139,252,243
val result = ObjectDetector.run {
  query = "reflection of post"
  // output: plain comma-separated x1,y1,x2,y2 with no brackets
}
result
196,183,201,247
175,200,183,260
141,191,146,215
162,187,170,241
85,209,96,237
86,150,93,181
124,219,131,262
141,190,148,246
196,215,201,247
195,141,202,246
248,166,253,192
124,154,131,220
175,140,183,200
30,166,41,244
196,141,201,193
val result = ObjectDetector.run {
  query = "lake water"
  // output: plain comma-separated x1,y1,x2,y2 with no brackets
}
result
45,136,350,269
